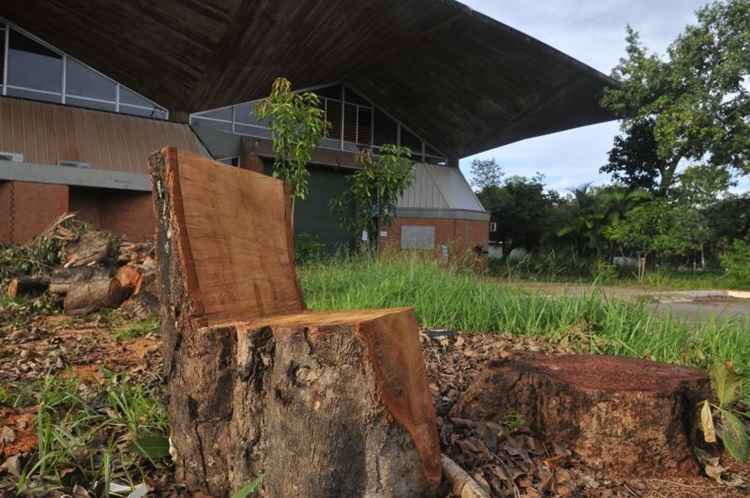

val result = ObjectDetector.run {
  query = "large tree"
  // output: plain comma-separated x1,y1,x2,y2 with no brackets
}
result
603,0,750,192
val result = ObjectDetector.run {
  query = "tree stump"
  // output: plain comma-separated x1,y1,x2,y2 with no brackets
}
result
150,148,441,498
450,353,710,477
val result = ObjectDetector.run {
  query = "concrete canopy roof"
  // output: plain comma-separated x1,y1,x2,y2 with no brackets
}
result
3,0,616,159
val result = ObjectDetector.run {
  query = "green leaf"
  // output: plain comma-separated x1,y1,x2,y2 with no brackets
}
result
133,433,170,460
710,361,741,408
231,475,264,498
719,409,749,463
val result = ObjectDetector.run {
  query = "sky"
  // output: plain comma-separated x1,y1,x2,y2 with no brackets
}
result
458,0,749,193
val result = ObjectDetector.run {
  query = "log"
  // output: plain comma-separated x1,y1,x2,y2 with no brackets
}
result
6,276,50,299
63,277,130,315
114,265,143,295
450,353,711,477
49,266,114,295
151,148,441,498
441,454,491,498
64,230,115,268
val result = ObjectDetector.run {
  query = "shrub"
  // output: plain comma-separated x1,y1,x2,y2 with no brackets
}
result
721,240,750,287
294,233,327,264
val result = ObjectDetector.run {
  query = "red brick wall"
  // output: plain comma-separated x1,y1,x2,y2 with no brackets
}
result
69,187,155,242
100,191,154,242
380,217,489,256
0,181,69,244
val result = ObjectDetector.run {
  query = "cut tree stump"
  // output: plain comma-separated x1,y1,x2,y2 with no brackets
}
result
150,148,440,498
450,353,711,477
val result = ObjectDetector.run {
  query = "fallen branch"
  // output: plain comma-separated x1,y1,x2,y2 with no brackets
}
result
441,453,491,498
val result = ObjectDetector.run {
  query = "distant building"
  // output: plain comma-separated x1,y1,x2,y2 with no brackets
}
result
0,2,613,253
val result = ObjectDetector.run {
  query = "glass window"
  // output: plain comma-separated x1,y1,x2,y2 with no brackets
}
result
66,59,115,100
120,104,164,119
66,96,116,112
357,108,372,145
400,128,422,154
119,86,156,107
234,123,271,139
343,103,357,143
0,29,5,92
326,100,342,139
192,117,233,133
196,106,233,121
374,109,398,146
7,30,63,92
6,87,61,103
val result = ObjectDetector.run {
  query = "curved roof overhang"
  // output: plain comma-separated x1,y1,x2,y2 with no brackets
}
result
2,0,616,158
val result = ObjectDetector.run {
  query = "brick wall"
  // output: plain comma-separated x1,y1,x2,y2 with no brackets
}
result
100,191,154,242
69,187,155,242
380,216,489,256
0,181,69,244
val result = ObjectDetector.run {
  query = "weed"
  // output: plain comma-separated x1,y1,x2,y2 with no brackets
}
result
503,410,527,432
2,374,169,496
113,316,160,341
300,254,750,385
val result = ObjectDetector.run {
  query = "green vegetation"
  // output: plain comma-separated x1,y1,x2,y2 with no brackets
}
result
702,362,749,462
1,374,169,496
331,145,415,251
256,77,328,205
113,316,160,341
475,0,750,286
301,255,750,375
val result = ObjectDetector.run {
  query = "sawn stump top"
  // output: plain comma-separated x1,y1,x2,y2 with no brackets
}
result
491,353,708,393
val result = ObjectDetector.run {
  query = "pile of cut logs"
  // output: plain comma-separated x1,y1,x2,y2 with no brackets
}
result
5,214,157,316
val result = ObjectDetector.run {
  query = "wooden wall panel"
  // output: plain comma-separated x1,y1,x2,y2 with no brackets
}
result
0,97,204,174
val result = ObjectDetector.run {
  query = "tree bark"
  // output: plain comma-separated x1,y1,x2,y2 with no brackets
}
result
49,266,114,295
63,277,130,315
6,276,50,299
451,353,711,477
150,147,441,498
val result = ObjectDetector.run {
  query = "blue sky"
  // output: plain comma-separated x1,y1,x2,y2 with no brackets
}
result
458,0,749,193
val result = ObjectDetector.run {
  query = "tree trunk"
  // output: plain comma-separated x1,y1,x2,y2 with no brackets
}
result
150,147,441,498
6,276,50,299
451,353,710,477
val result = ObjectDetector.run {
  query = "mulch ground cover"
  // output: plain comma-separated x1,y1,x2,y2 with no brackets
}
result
1,303,748,497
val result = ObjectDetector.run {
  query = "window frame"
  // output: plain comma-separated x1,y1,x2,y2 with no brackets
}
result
0,19,168,120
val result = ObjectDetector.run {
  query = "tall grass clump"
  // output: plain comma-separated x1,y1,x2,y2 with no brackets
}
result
300,254,750,375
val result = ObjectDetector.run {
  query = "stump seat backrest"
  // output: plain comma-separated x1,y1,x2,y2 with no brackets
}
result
153,147,304,326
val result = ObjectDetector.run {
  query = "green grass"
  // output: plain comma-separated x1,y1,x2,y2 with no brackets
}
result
113,316,160,341
300,254,750,376
1,373,169,496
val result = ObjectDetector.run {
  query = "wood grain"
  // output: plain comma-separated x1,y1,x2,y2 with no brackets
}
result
158,148,304,326
4,0,614,158
0,97,203,173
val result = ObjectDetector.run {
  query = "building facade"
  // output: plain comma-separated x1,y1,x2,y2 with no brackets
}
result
0,2,615,253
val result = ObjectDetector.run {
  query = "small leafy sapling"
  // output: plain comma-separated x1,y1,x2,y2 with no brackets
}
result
701,361,749,463
331,145,414,251
256,78,328,225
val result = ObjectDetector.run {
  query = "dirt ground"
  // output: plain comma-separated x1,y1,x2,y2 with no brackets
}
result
2,306,749,497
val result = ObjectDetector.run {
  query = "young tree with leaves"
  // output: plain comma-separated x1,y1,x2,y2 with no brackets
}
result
332,145,414,251
256,77,328,224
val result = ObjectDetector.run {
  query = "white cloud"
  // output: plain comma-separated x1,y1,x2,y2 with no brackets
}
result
458,0,727,191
